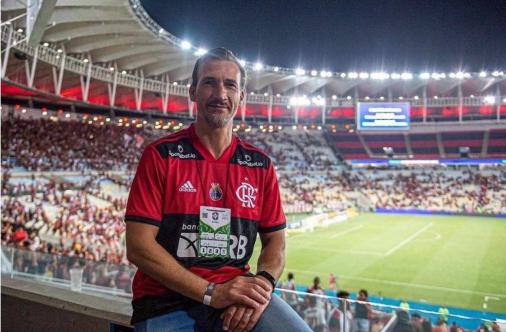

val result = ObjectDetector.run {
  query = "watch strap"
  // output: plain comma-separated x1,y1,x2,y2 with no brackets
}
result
203,282,215,306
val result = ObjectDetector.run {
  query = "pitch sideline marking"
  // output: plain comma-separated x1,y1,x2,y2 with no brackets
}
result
287,244,384,256
289,268,506,299
383,222,434,256
330,224,364,238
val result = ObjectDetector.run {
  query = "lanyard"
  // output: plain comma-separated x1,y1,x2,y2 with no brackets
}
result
195,159,231,208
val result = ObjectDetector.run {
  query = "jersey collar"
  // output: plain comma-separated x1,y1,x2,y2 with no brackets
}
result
189,123,238,163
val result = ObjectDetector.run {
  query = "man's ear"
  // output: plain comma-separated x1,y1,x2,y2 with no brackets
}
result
189,85,196,102
240,90,244,103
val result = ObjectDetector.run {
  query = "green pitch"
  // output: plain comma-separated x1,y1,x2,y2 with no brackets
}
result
250,213,506,313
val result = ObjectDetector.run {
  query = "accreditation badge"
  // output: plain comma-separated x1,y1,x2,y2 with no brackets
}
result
198,206,231,259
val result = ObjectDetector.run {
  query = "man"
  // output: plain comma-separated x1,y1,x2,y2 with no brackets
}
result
328,290,352,332
354,289,372,332
280,272,300,312
438,305,449,324
125,48,311,331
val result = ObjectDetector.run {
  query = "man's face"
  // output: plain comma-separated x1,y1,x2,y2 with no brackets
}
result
190,59,244,129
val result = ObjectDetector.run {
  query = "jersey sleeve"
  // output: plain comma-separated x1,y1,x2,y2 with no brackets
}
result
125,144,166,226
258,162,286,233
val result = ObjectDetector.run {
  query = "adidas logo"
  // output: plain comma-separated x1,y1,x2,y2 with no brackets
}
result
179,180,197,193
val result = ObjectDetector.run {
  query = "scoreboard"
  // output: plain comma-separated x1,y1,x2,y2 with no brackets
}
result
356,102,410,130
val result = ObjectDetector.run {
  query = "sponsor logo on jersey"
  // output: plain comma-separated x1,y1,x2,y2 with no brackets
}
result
168,144,196,159
179,180,197,193
209,182,223,201
236,181,258,208
176,232,198,258
237,154,264,167
176,230,247,259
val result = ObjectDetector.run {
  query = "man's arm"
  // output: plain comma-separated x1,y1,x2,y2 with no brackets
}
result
126,222,272,309
256,229,286,282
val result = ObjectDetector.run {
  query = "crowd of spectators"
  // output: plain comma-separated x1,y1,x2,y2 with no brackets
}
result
2,173,128,266
238,127,339,171
341,169,506,215
276,273,482,332
1,117,156,171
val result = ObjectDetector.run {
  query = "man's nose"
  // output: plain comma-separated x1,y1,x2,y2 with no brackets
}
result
214,82,227,99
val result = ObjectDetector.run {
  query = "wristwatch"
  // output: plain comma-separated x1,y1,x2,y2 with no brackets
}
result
203,282,215,306
256,271,277,292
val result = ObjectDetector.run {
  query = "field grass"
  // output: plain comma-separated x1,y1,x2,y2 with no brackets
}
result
250,213,506,313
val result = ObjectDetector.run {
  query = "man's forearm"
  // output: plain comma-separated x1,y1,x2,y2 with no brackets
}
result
127,235,208,302
256,231,286,281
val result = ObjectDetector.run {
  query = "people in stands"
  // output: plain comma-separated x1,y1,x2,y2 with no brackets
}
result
280,272,300,312
354,289,373,332
328,290,353,332
303,295,327,332
393,309,415,332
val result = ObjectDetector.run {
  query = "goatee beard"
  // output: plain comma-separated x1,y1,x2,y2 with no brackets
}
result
203,112,232,128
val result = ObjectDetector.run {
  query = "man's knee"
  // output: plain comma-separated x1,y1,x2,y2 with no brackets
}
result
254,295,312,332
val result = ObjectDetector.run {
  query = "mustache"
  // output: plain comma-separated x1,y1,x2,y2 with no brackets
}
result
207,99,230,108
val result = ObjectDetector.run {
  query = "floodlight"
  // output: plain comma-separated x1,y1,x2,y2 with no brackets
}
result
194,48,207,56
295,68,306,76
348,72,358,79
401,72,413,80
181,40,192,50
253,62,264,71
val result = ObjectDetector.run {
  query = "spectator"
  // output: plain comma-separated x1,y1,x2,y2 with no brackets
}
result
393,310,415,332
354,289,372,332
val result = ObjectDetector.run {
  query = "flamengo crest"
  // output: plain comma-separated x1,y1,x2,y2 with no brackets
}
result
235,182,258,208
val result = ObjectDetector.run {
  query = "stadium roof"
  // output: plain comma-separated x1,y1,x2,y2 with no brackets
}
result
1,0,505,99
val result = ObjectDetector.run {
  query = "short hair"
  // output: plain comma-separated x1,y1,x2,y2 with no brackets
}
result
359,289,368,297
191,47,247,89
337,290,350,298
288,272,294,280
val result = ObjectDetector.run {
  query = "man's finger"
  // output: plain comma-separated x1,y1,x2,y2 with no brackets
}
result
223,306,237,331
249,276,272,292
245,308,264,331
237,308,254,331
229,306,246,331
240,284,270,305
234,292,264,308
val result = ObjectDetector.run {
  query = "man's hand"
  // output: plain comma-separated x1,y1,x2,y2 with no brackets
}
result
221,301,269,332
210,276,272,309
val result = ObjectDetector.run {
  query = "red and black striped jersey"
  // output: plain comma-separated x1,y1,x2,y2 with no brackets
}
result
125,124,285,321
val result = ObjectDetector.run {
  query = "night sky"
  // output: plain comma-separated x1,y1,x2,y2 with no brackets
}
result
141,0,506,73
